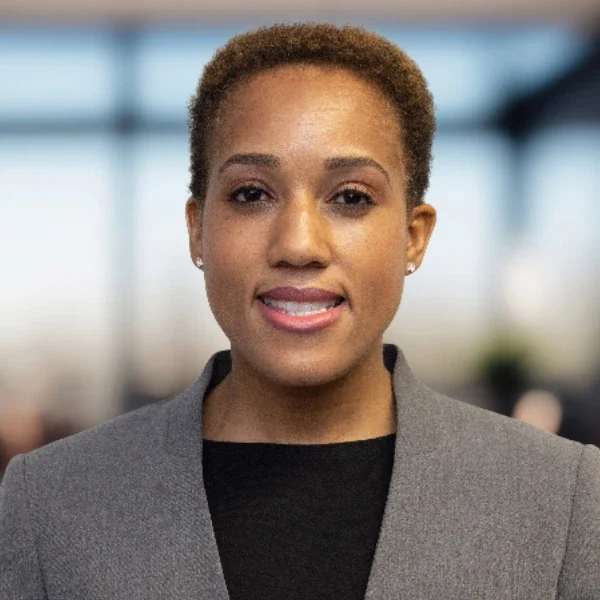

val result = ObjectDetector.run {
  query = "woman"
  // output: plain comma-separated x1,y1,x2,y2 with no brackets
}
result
1,23,599,600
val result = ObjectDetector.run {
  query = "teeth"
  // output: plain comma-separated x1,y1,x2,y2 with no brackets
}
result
262,298,339,315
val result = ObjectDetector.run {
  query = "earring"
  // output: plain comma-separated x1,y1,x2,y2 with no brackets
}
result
406,262,416,274
195,257,204,270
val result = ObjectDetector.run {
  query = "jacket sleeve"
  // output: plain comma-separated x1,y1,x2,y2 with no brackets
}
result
557,443,600,599
0,454,47,599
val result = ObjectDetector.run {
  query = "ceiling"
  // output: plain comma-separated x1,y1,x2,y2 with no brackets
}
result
1,0,599,28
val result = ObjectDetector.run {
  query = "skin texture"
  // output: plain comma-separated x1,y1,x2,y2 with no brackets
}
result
186,65,436,444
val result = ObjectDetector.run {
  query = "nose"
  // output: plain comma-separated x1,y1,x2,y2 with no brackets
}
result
266,192,332,269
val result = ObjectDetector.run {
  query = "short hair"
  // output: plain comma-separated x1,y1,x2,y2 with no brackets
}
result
189,22,436,211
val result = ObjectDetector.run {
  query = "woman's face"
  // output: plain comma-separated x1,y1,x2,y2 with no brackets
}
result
187,64,436,387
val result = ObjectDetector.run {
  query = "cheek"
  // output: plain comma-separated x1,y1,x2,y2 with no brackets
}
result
204,203,257,273
343,227,405,317
202,212,262,333
364,252,404,312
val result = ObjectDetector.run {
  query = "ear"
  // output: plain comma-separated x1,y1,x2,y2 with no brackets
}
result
406,203,436,272
185,197,203,265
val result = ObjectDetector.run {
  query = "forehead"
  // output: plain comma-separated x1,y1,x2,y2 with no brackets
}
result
210,64,403,171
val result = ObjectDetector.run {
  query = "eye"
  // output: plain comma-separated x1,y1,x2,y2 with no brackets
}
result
229,185,270,205
333,187,375,209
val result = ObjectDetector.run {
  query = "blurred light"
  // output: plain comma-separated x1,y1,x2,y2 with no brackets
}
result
0,135,113,335
520,126,600,378
503,247,545,325
501,28,590,96
0,134,117,423
378,27,587,122
133,28,241,122
0,29,118,121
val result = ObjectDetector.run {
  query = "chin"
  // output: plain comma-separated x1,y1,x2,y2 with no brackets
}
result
244,339,361,389
260,362,346,389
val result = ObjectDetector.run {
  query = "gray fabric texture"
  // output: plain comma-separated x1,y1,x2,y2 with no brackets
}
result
1,343,599,599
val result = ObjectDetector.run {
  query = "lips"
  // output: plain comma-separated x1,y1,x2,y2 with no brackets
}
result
256,286,347,333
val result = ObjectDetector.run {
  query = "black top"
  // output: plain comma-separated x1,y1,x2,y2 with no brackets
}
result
202,351,397,600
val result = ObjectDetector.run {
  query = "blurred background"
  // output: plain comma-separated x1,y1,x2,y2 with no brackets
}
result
1,0,599,477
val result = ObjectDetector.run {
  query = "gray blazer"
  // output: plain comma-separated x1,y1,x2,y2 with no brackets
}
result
1,344,599,599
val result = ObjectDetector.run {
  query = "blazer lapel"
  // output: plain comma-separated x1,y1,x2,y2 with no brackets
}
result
162,352,232,600
364,344,444,600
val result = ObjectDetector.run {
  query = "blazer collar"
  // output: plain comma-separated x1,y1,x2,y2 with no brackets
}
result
161,343,444,600
165,342,439,458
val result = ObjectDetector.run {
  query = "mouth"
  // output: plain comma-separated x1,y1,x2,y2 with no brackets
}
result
256,295,347,333
257,296,345,316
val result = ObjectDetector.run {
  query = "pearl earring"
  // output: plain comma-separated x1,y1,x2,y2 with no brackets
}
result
406,262,416,274
195,257,204,269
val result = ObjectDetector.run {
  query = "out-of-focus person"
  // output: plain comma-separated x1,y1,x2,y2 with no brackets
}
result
0,400,80,483
0,401,45,478
512,389,563,434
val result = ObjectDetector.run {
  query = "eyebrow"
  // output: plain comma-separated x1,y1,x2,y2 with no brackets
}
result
218,152,391,185
324,156,391,185
218,153,281,174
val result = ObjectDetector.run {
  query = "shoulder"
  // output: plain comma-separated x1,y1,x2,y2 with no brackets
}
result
420,384,588,476
418,387,600,569
16,395,176,492
392,343,585,471
433,384,580,449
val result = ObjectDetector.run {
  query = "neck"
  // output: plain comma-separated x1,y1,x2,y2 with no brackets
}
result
202,342,396,445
